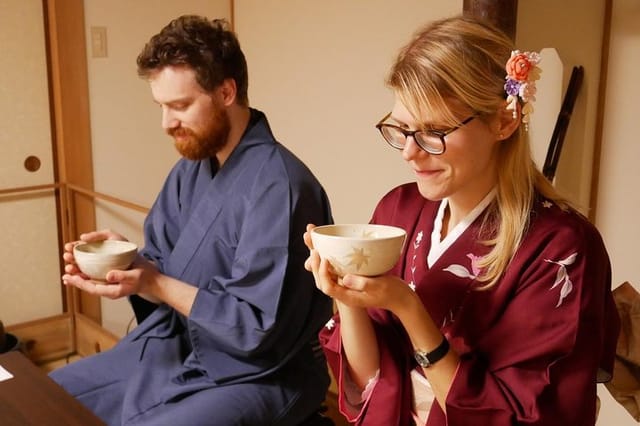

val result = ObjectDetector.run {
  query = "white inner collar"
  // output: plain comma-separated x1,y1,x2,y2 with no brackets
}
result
427,189,496,268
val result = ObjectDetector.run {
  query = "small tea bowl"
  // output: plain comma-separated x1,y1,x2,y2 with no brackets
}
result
310,224,406,277
73,240,138,281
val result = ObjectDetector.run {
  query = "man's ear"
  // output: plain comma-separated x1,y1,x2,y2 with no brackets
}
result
218,78,237,106
496,100,521,140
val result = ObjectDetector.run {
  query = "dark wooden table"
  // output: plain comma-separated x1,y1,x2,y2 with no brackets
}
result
0,351,105,425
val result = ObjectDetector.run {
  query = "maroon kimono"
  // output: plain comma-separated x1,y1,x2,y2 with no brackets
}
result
320,183,620,425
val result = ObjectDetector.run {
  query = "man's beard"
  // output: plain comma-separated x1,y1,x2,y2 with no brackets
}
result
169,107,231,160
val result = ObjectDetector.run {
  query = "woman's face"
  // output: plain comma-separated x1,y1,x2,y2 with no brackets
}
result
390,99,501,214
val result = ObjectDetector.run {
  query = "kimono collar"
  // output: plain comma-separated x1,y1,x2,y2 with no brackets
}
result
214,108,277,174
427,188,496,268
235,108,276,150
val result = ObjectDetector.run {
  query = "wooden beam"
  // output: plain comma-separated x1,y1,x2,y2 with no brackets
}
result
588,0,613,223
463,0,518,41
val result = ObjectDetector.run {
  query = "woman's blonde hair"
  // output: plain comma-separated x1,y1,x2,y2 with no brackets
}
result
387,15,571,288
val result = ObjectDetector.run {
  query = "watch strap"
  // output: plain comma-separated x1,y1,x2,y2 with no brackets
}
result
414,337,450,368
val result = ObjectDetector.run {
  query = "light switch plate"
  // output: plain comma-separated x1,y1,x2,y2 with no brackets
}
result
91,26,108,58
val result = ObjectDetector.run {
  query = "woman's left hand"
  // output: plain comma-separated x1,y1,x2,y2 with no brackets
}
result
307,247,414,313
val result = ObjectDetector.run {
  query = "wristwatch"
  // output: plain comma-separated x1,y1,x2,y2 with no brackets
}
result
414,337,450,368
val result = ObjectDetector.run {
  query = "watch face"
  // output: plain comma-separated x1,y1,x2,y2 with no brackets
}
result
415,351,431,368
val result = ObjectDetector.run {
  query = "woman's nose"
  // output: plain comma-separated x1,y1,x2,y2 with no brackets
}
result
401,135,423,161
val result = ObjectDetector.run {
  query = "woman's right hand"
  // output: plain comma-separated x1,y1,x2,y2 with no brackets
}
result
303,223,317,272
304,223,344,299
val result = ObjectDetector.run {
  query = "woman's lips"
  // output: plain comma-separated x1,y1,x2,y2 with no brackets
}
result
414,168,442,178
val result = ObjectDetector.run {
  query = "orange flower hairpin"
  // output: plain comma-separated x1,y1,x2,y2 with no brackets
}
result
504,50,541,130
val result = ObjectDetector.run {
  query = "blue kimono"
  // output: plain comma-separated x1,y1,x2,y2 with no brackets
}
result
51,110,334,425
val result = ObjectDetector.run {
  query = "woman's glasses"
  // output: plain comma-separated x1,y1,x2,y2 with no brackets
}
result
375,113,476,155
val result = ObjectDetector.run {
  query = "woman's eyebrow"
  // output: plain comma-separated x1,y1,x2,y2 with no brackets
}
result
387,115,412,128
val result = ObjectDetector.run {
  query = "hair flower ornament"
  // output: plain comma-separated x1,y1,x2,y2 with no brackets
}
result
504,50,541,130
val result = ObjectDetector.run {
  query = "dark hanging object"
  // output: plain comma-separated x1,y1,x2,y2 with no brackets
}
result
543,66,584,181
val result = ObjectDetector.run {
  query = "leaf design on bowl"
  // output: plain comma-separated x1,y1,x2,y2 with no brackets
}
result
346,246,370,271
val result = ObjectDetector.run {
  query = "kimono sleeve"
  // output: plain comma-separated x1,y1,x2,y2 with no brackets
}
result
132,161,187,323
319,309,414,426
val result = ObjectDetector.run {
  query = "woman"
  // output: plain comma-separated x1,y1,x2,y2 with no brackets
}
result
304,15,619,425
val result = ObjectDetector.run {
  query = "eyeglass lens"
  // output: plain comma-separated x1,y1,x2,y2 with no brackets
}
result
379,126,444,154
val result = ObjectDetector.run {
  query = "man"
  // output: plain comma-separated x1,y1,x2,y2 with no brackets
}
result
51,15,334,425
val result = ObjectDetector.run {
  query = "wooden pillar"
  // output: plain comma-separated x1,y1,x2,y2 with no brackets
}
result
463,0,518,41
44,0,100,324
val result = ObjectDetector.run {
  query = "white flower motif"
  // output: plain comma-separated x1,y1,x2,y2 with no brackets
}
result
542,200,553,208
443,264,477,279
325,318,335,330
544,253,577,307
407,230,424,292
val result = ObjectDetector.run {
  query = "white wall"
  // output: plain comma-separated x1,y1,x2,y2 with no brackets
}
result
235,0,460,223
595,0,640,424
596,0,640,295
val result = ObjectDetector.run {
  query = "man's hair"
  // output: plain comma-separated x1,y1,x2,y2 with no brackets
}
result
137,15,248,106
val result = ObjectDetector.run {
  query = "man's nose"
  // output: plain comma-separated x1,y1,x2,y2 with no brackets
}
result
161,108,179,130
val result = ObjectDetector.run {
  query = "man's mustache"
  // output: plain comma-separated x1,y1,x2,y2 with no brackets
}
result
168,127,194,138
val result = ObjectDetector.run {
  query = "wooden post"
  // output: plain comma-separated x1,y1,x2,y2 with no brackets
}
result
463,0,518,41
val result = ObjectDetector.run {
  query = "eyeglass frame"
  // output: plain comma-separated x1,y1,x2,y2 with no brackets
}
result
375,112,476,155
